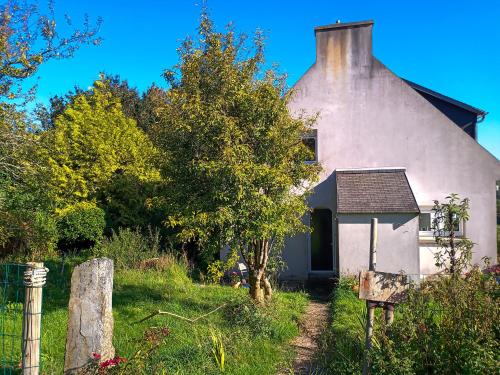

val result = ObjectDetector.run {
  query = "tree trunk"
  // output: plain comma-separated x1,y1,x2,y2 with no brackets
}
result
249,271,264,304
246,239,271,304
262,274,272,302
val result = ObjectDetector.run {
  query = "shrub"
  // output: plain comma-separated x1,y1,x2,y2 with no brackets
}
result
57,202,106,251
371,267,500,374
95,227,161,269
0,208,59,260
206,249,239,284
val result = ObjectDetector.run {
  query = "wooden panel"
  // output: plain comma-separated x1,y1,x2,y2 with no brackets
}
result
358,270,409,303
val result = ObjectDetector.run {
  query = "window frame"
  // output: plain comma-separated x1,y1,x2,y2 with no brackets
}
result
418,208,463,238
302,129,318,164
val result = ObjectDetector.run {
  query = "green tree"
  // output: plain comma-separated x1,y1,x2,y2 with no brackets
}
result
42,77,159,207
0,0,102,258
0,0,101,101
432,193,474,275
154,12,320,303
0,105,57,257
36,75,167,133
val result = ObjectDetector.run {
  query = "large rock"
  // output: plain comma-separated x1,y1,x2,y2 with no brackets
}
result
64,258,114,374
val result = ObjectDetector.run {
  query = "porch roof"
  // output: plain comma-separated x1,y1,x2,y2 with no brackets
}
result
336,168,420,214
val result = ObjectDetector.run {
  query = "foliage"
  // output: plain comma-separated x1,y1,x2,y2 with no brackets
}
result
97,172,163,233
10,255,308,374
41,77,159,207
94,227,161,270
206,249,239,284
56,201,105,251
153,10,319,302
371,267,499,374
432,193,474,274
0,0,101,259
0,0,101,102
206,260,225,284
83,327,170,374
0,104,57,258
35,75,167,133
210,329,225,372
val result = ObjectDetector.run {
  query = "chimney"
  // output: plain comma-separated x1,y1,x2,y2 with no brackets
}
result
314,20,374,76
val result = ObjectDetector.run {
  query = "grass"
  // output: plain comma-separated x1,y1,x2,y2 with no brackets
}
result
2,256,308,374
316,276,366,375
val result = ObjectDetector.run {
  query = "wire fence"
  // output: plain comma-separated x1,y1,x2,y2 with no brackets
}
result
0,263,28,374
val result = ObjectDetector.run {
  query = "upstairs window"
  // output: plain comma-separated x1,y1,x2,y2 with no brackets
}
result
302,129,317,163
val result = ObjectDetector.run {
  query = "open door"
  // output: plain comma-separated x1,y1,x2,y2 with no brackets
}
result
310,208,333,271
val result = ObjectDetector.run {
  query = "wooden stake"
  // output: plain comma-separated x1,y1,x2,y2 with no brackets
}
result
362,218,378,375
384,304,394,325
22,262,46,375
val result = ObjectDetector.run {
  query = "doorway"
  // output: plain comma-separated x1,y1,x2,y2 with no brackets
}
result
310,208,333,271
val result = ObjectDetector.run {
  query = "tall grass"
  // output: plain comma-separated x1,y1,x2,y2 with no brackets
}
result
93,227,161,269
30,251,308,374
317,275,366,374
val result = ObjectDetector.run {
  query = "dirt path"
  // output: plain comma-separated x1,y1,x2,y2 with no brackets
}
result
282,292,330,374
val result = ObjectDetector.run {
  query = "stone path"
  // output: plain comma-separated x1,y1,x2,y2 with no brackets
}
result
280,290,330,375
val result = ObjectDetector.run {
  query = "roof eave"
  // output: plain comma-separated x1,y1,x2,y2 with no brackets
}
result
403,79,487,118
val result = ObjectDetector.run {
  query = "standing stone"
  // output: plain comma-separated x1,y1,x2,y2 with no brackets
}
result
64,258,114,374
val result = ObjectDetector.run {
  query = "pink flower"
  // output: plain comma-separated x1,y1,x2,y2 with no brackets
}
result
92,352,101,360
99,356,127,368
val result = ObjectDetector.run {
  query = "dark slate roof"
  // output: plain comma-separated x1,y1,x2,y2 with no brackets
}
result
336,169,419,214
403,79,487,117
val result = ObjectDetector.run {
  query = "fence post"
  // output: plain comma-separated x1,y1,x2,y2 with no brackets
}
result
362,218,378,375
22,262,48,375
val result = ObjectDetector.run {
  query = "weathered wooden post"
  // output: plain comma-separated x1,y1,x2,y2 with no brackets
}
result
22,262,48,375
384,303,394,325
64,258,114,374
362,218,377,375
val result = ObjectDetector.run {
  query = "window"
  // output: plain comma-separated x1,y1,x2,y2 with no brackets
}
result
302,129,317,163
418,209,462,237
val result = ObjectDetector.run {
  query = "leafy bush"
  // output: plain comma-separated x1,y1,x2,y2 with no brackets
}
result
0,207,59,260
206,250,239,284
206,260,225,284
371,267,500,374
94,227,161,269
57,202,105,251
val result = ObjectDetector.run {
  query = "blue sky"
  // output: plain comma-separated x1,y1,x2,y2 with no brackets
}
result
30,0,500,158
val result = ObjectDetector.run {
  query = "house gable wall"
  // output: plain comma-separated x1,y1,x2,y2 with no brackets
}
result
283,22,500,278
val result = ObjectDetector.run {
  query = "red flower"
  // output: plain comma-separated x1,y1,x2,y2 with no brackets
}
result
92,352,101,360
99,356,127,368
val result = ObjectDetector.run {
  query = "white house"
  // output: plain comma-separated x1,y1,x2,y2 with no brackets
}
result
281,20,500,280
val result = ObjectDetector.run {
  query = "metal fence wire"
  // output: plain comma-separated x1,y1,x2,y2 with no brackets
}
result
0,263,28,374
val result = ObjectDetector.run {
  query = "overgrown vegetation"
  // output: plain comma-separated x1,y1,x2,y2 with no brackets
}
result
36,254,308,374
370,266,499,374
319,195,500,374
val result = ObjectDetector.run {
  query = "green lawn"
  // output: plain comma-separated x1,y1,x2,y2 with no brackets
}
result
3,258,308,374
316,277,366,374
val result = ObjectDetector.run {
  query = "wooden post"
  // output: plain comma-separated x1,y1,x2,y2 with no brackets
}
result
362,218,377,375
22,262,47,375
384,303,394,325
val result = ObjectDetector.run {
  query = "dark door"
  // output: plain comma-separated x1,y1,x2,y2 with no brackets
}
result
310,208,333,271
